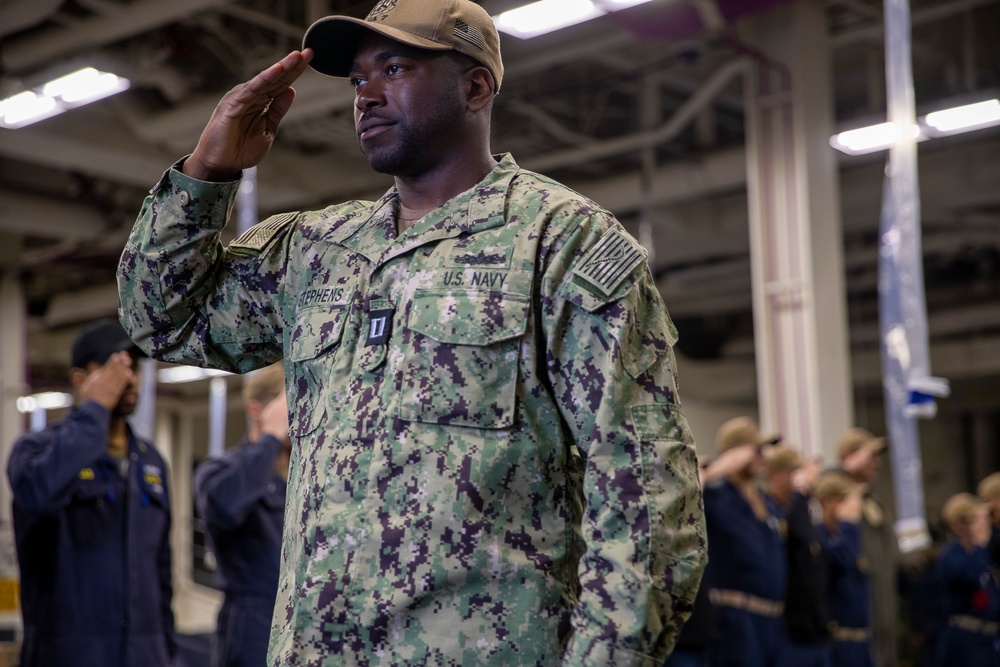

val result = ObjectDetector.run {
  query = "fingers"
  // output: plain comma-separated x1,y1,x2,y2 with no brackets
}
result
260,393,291,444
238,50,314,105
80,352,135,410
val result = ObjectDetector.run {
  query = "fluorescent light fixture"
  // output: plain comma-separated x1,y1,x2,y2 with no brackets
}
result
829,122,921,156
831,97,1000,155
16,392,74,413
495,0,605,38
494,0,655,39
0,66,130,129
158,365,232,384
923,98,1000,135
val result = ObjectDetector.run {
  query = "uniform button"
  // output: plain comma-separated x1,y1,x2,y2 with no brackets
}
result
130,453,138,461
179,191,190,205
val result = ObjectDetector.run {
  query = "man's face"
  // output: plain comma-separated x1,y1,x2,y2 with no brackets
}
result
349,33,466,176
85,356,140,417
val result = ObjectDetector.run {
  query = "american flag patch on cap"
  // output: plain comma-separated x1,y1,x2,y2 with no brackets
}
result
454,19,486,50
572,226,647,298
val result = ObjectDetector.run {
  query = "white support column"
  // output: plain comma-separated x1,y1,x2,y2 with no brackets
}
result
741,0,853,459
0,262,26,630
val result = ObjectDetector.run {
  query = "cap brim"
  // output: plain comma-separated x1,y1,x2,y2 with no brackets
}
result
867,437,887,454
303,16,452,78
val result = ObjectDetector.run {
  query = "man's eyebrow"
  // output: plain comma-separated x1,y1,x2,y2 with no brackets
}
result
349,48,426,71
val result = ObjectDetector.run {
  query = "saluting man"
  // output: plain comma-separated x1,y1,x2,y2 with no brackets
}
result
7,320,175,667
117,0,706,664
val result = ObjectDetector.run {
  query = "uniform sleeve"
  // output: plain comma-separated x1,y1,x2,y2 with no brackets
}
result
817,522,860,572
541,214,707,666
194,435,284,531
6,402,111,515
157,460,177,659
117,160,292,372
934,544,988,589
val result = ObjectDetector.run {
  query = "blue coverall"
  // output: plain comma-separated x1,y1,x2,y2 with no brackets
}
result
816,521,873,667
194,435,286,667
7,401,175,667
931,540,1000,667
704,480,787,667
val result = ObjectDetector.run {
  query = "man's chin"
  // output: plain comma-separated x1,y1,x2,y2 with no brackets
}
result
114,400,137,417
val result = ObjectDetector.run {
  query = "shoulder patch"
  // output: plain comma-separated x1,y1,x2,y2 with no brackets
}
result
229,211,298,257
571,226,647,298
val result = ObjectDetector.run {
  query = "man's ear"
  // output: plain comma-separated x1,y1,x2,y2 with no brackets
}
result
246,399,264,423
69,368,88,392
464,66,495,112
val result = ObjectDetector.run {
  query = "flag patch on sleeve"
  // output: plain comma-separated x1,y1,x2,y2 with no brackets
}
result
571,226,647,298
229,211,298,257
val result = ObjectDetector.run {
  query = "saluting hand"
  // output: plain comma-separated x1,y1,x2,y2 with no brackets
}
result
79,352,136,411
259,392,291,447
184,49,315,182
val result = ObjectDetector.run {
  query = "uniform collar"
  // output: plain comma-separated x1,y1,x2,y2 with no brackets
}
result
337,154,520,265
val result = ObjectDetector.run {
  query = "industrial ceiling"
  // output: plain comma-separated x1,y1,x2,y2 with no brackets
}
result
1,0,999,404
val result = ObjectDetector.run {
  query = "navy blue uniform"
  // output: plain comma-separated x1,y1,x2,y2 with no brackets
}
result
7,401,175,667
704,480,787,667
817,521,873,667
770,493,832,667
931,541,1000,667
194,435,286,667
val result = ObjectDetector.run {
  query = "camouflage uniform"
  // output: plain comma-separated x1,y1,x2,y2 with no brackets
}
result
118,153,706,666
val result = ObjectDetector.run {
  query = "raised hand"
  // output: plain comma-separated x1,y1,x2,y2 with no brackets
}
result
259,392,291,446
79,352,136,411
184,49,315,182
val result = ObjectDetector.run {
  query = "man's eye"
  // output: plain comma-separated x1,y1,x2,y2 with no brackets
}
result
350,76,366,88
386,64,402,75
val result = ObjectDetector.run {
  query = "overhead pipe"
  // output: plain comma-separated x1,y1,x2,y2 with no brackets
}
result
0,0,63,40
524,58,747,173
2,0,240,74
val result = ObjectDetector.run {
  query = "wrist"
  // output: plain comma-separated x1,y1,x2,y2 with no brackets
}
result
182,154,239,182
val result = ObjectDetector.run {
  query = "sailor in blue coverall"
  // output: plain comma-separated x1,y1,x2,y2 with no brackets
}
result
814,472,873,667
194,363,290,667
932,493,1000,667
703,417,787,667
7,320,175,667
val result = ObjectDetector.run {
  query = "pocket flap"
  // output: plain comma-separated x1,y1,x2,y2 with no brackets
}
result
288,306,347,362
408,289,529,345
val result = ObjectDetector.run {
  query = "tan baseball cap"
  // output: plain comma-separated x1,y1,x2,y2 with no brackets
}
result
765,445,804,471
977,472,1000,502
941,492,986,526
303,0,504,93
814,471,854,502
836,427,886,460
714,416,781,453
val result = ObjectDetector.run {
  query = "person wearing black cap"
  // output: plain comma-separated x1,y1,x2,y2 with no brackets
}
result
6,319,175,667
116,0,707,663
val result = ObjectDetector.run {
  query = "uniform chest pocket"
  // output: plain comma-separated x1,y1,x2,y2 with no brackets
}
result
400,289,529,429
287,306,348,437
66,481,116,547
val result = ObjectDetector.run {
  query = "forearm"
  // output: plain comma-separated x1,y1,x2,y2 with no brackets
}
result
118,160,285,371
8,402,111,513
195,435,283,528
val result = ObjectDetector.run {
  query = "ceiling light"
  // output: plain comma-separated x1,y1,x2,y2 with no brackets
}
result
495,0,605,38
831,97,1000,155
158,366,232,384
829,122,922,156
16,392,74,413
923,98,1000,135
494,0,655,39
0,67,130,129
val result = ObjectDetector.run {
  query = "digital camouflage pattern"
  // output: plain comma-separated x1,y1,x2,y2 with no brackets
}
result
118,153,706,666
